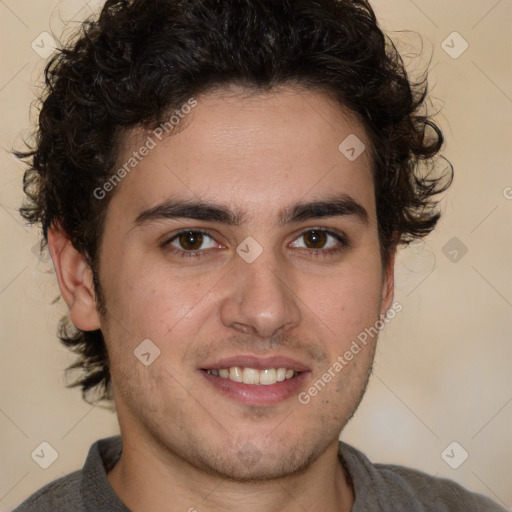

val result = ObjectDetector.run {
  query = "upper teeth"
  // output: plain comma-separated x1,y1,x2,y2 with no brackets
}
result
206,367,296,385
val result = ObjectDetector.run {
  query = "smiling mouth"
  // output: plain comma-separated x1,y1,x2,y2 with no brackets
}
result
202,367,300,386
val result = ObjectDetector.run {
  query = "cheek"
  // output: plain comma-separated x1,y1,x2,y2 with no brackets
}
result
299,260,383,333
102,255,223,343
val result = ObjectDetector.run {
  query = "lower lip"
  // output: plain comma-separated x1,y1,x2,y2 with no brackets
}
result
199,370,310,406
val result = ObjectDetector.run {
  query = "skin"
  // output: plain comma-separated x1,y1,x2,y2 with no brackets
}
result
49,86,395,512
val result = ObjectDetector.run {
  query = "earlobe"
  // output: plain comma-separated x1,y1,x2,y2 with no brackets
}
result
47,227,102,331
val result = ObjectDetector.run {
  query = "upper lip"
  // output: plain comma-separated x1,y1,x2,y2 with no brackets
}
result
201,354,311,372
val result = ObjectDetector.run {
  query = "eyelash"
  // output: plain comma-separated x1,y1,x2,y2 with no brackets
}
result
162,228,349,258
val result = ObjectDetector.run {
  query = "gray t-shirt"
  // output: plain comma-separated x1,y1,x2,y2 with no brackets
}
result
13,435,507,511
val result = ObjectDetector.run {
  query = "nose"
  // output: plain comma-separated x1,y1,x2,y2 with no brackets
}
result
219,253,301,339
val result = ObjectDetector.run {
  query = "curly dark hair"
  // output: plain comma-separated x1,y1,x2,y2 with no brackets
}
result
17,0,452,403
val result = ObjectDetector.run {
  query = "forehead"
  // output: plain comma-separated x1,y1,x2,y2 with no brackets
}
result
109,86,375,222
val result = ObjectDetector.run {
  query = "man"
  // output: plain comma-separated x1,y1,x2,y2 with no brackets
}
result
14,0,506,510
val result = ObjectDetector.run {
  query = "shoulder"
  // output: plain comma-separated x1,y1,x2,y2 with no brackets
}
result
339,441,507,512
374,462,504,511
13,435,123,512
12,470,83,512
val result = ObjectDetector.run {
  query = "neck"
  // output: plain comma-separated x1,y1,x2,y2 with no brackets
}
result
107,431,354,512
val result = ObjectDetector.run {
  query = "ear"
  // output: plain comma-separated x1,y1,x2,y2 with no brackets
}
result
47,227,101,331
379,246,396,318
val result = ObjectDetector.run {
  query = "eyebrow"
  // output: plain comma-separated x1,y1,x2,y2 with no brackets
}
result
133,193,368,228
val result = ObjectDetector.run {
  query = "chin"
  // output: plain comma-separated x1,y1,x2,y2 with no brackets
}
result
199,452,316,483
187,438,321,483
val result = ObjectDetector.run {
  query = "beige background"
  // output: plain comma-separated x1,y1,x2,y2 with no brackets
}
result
1,0,511,510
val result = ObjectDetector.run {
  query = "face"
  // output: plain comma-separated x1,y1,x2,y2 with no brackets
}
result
94,86,394,481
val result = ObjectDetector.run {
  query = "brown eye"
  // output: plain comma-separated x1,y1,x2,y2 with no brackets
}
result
303,230,327,249
166,230,220,256
176,231,204,250
289,229,346,254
